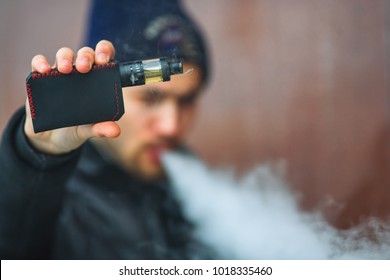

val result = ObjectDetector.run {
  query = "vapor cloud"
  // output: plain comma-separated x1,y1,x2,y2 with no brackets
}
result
162,152,390,259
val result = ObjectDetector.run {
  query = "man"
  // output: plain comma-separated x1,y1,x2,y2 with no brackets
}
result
0,0,212,259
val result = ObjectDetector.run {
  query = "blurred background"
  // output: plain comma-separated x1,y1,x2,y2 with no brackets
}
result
0,0,389,229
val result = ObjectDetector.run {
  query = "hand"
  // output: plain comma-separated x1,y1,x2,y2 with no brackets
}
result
24,40,121,155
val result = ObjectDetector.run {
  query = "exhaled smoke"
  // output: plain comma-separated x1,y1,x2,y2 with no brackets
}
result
162,152,390,259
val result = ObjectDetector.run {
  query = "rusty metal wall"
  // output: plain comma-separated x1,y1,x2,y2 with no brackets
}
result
184,0,390,228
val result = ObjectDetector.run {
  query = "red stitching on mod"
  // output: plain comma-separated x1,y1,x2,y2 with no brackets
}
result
31,62,116,79
26,83,37,119
112,82,120,121
92,63,116,71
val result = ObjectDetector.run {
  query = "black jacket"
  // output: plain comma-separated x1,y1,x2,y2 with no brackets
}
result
0,108,208,259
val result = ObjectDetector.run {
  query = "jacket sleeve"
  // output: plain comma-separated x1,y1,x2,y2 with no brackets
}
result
0,108,81,259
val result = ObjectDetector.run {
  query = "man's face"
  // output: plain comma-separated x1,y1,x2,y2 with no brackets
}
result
97,63,203,180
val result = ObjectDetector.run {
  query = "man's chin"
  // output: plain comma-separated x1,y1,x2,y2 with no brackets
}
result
133,159,166,182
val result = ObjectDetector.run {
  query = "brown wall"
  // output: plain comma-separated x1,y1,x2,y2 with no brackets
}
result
184,0,390,228
1,0,389,229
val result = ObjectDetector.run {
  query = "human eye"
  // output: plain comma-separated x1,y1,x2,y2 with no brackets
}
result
178,92,199,107
141,88,164,106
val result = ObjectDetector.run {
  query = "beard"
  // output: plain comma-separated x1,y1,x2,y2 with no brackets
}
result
125,139,180,181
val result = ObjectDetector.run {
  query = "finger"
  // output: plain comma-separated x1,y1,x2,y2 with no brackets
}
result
92,122,121,138
31,55,51,73
76,121,121,140
75,46,95,73
55,47,74,73
24,98,35,137
95,40,115,64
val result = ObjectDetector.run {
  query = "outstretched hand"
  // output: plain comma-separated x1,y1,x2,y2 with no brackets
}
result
24,40,121,155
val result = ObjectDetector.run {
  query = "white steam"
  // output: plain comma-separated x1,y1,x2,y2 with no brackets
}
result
162,152,390,259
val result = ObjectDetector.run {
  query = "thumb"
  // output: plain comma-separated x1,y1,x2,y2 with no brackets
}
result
77,121,121,140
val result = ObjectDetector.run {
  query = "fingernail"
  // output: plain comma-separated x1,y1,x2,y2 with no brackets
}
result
39,63,49,72
97,53,108,63
59,59,72,69
79,57,91,68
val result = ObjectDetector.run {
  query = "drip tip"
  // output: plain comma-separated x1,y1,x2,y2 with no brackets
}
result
169,59,183,75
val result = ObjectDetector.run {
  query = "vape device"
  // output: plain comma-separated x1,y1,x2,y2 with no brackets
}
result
26,57,183,132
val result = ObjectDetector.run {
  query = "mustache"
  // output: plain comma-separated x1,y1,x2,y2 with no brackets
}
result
143,138,180,150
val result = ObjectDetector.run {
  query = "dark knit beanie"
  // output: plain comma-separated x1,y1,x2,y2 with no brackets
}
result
85,0,210,84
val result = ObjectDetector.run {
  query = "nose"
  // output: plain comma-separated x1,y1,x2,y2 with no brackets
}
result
154,101,180,138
